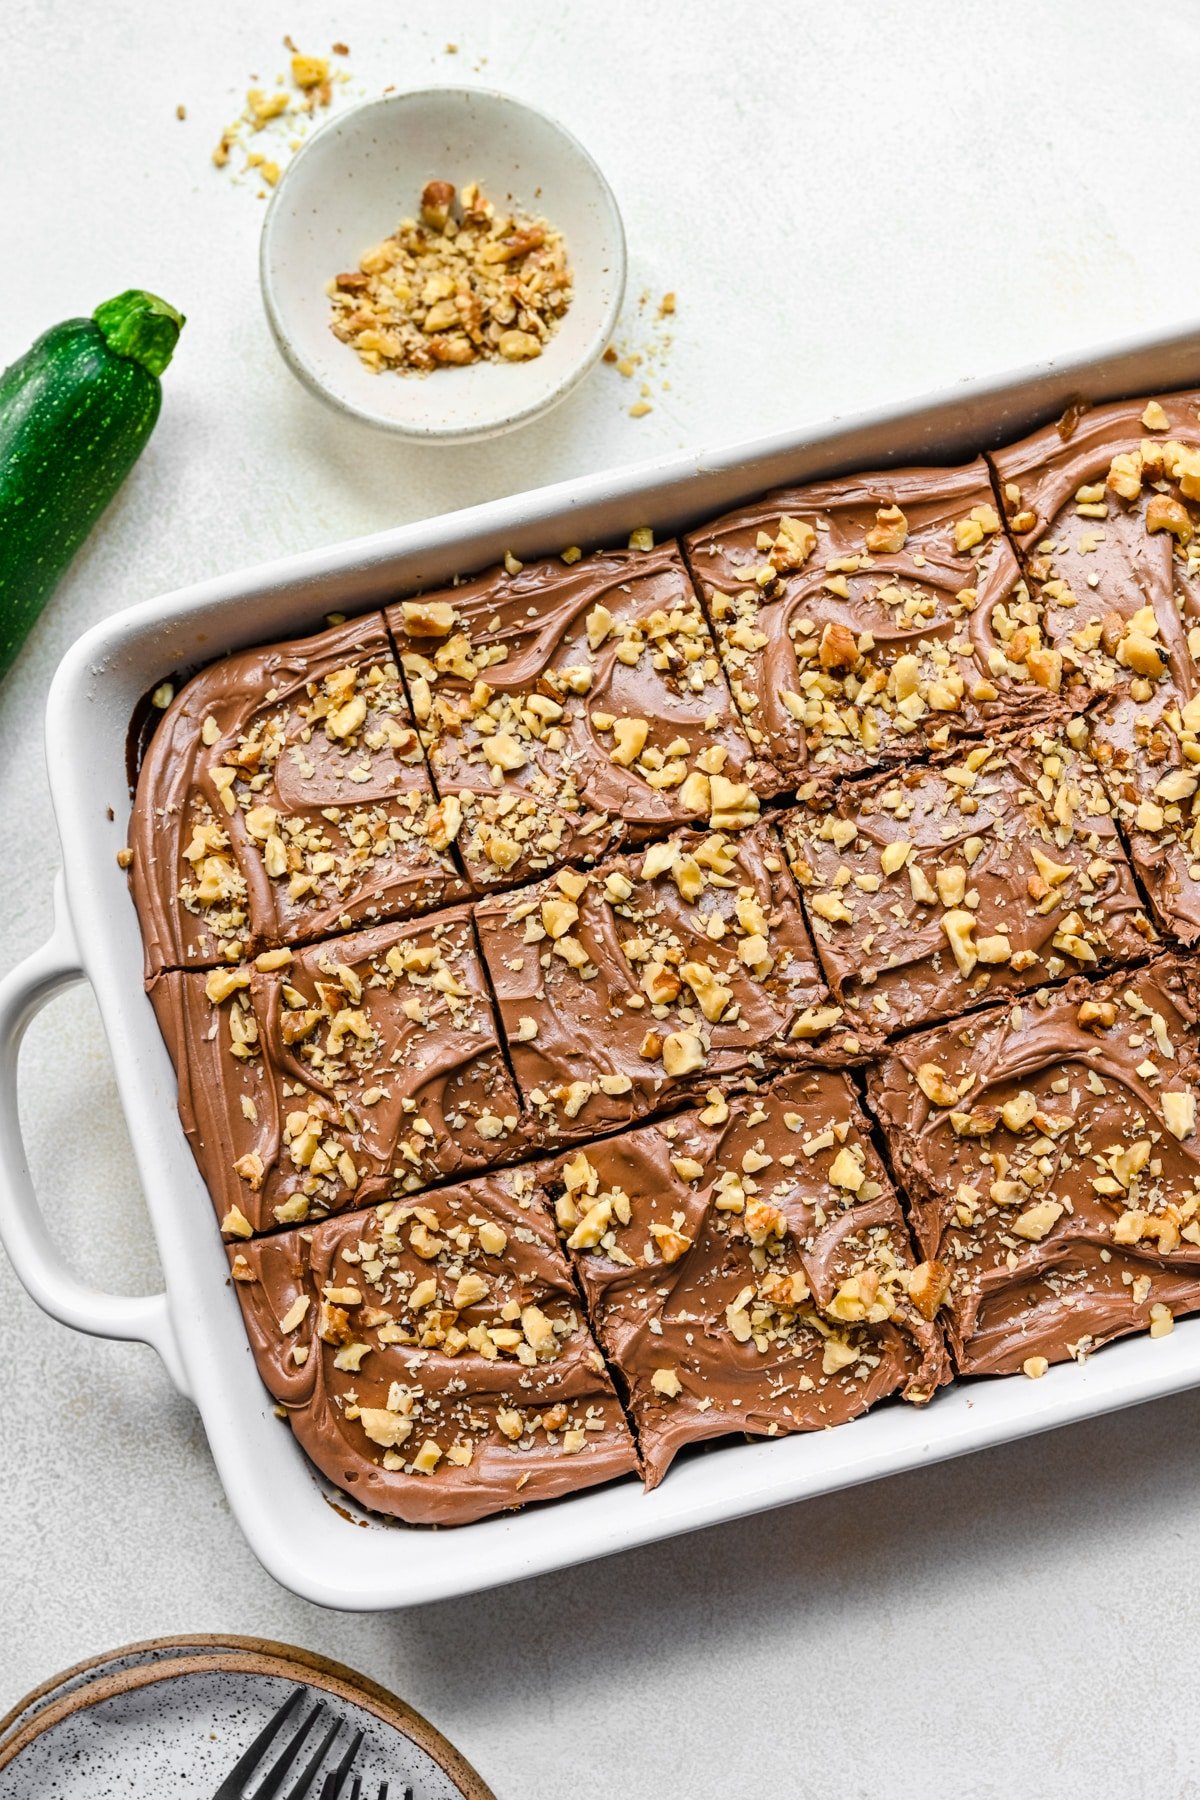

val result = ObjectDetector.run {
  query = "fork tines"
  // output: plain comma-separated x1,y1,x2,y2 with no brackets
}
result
320,1778,399,1800
212,1687,362,1799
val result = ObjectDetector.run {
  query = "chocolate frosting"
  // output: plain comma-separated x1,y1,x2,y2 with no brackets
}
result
229,1170,638,1525
129,613,465,977
993,390,1200,704
868,959,1200,1375
995,396,1200,947
474,821,865,1146
784,714,1154,1038
683,462,1058,785
1093,683,1200,944
121,393,1200,1525
386,542,778,892
534,1070,948,1485
149,906,526,1236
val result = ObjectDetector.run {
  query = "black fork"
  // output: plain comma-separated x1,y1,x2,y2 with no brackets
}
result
212,1687,363,1799
321,1778,410,1799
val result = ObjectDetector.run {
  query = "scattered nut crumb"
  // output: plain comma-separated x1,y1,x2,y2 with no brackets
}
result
210,43,353,189
606,285,677,419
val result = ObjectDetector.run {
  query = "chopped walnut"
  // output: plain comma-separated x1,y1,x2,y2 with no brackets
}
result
328,180,572,375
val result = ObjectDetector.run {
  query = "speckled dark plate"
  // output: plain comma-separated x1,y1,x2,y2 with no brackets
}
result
0,1637,494,1799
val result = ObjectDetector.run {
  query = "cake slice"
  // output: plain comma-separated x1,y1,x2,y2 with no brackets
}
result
129,612,464,976
867,959,1200,1376
386,540,777,893
993,390,1200,704
474,821,864,1147
229,1173,638,1525
782,712,1153,1038
150,906,526,1237
1092,682,1200,945
534,1070,948,1485
684,461,1056,785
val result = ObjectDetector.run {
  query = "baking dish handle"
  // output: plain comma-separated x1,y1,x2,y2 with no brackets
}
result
0,887,191,1398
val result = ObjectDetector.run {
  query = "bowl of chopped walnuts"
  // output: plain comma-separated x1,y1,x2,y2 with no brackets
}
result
259,86,627,441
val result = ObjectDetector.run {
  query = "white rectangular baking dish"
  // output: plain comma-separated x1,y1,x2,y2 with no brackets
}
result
5,320,1200,1611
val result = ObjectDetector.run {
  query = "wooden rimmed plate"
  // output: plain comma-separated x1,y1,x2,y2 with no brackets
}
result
0,1636,494,1797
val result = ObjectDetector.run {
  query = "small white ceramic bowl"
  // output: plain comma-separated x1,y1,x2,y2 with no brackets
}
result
260,87,626,442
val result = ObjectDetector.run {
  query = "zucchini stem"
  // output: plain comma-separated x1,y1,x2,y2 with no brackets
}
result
93,289,185,376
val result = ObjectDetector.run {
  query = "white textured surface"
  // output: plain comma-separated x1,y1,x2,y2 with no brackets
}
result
1,3,1198,1795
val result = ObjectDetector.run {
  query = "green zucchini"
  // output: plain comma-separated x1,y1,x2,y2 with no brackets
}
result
0,288,184,682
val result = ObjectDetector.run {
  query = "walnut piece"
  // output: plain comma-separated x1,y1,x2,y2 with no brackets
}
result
328,178,572,376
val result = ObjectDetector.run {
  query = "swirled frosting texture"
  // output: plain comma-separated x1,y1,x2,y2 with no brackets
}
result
684,462,1059,785
229,1170,638,1525
868,960,1200,1375
387,543,777,893
130,613,465,977
783,713,1154,1038
534,1071,948,1485
994,390,1200,705
149,906,526,1237
1094,683,1200,945
996,394,1200,947
474,821,864,1146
